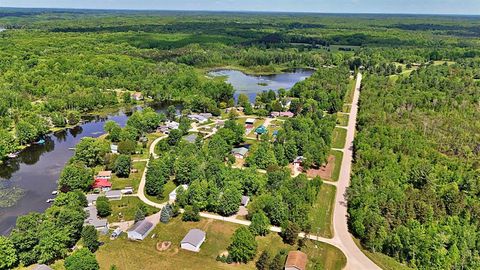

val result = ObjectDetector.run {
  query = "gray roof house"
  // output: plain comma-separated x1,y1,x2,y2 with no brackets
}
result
232,147,249,158
127,220,154,240
84,206,108,230
184,134,198,144
105,190,122,200
86,194,99,206
34,265,53,270
181,229,206,252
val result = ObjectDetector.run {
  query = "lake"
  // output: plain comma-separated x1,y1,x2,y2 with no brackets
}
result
208,68,314,102
0,104,176,235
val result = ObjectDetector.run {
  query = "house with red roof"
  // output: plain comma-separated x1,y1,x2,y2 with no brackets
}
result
92,178,112,192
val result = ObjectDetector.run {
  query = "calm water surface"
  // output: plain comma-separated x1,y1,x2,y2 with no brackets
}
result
208,68,314,102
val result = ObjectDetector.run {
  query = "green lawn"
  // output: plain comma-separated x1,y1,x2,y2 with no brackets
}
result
330,150,343,182
111,161,146,191
309,184,336,238
336,113,348,126
331,127,347,149
354,238,413,270
145,179,177,204
96,217,346,270
344,79,355,104
131,133,162,160
107,196,158,223
342,104,351,113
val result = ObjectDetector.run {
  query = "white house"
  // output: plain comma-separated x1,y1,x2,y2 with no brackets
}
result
127,220,154,240
245,118,256,125
181,229,206,252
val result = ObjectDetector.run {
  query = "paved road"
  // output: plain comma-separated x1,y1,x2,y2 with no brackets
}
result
332,73,380,270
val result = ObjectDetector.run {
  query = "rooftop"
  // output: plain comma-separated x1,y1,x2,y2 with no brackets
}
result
285,251,308,270
181,229,206,247
129,219,154,236
97,171,112,177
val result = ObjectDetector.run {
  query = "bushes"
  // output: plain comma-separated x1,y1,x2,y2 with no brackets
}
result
64,248,99,270
182,205,200,222
96,196,111,217
227,227,257,263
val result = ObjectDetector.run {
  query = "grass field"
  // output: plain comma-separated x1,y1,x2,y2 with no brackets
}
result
354,238,413,270
342,104,351,113
145,179,177,204
96,217,346,270
107,196,159,223
336,113,349,126
332,127,347,149
309,184,336,238
111,161,146,191
329,150,343,182
345,79,355,104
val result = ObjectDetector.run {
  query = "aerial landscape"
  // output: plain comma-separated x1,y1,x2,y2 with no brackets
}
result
0,1,479,269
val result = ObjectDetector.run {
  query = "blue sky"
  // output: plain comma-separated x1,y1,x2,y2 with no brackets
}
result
1,0,480,15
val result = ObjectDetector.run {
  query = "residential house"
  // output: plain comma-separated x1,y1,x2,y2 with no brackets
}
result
231,147,249,159
84,205,108,230
188,114,208,124
280,111,295,118
127,219,154,240
86,194,99,206
105,190,122,200
169,184,189,202
165,121,179,130
270,111,280,117
285,251,308,270
92,178,112,192
181,229,206,252
245,118,256,125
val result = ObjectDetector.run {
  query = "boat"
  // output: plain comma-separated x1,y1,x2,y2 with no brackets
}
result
34,139,45,145
51,191,58,195
7,152,18,158
46,198,55,203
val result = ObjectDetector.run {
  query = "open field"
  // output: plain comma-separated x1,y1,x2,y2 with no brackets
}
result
344,79,355,104
329,150,343,182
111,161,146,191
331,127,347,149
107,196,159,223
342,104,351,113
96,217,346,270
309,184,336,238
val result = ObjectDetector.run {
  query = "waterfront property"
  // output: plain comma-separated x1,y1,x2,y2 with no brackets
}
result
128,219,154,240
181,229,206,252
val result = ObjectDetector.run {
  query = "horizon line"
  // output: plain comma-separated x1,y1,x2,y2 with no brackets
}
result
1,6,480,16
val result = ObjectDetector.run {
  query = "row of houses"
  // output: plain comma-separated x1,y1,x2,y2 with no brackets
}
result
270,111,295,118
187,113,213,124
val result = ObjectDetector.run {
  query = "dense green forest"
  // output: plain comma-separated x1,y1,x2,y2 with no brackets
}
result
1,8,480,269
348,62,480,269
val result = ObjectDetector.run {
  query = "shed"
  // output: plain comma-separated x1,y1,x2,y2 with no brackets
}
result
232,147,249,159
34,265,53,270
111,227,122,238
285,251,308,270
169,184,189,202
245,118,256,125
241,196,250,207
110,144,118,154
181,229,206,252
121,187,134,194
127,220,154,240
105,190,122,200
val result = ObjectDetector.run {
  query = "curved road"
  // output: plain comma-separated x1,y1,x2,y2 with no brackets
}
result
135,73,380,269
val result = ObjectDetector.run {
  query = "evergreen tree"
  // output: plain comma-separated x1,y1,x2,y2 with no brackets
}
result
256,250,270,270
160,206,170,224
